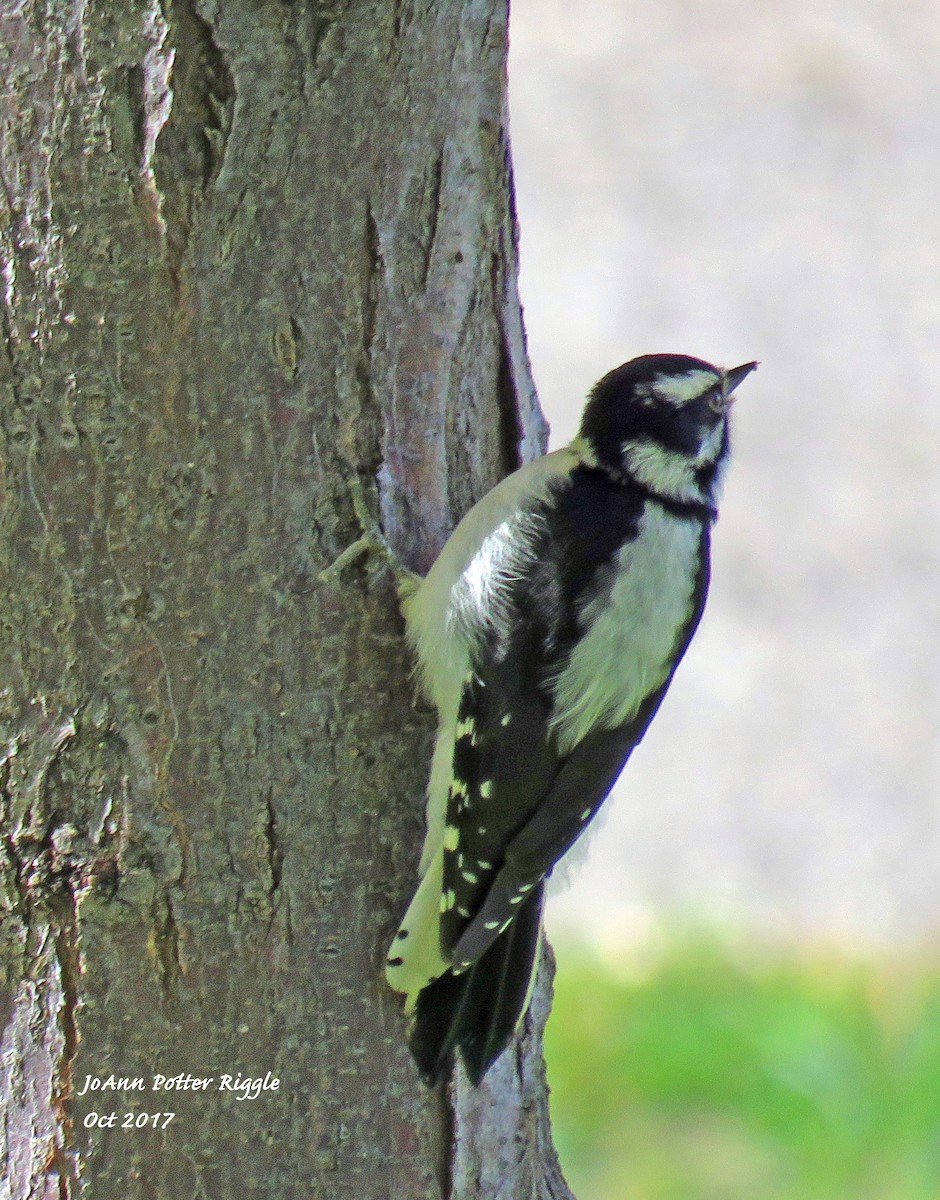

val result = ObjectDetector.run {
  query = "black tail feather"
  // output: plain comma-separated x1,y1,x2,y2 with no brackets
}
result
409,885,544,1086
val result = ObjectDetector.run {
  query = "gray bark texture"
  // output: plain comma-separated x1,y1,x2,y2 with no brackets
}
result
0,1,575,1198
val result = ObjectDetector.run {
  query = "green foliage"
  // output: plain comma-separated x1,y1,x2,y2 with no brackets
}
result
544,933,940,1200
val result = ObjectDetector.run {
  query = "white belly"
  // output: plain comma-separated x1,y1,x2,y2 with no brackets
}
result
549,502,701,755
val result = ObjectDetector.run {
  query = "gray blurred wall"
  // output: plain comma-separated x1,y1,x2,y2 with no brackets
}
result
509,0,940,946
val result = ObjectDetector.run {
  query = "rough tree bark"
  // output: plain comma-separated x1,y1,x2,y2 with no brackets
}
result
0,2,575,1198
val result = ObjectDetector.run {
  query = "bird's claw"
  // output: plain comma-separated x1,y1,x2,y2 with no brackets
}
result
319,474,421,602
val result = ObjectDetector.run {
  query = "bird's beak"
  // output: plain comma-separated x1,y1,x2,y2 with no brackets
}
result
723,361,759,402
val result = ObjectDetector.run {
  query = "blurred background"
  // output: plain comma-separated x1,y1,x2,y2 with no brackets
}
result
507,1,940,1195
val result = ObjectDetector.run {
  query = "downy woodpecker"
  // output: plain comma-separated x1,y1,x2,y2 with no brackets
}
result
386,353,757,1084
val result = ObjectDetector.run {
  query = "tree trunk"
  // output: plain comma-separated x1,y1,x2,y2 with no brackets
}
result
0,2,572,1198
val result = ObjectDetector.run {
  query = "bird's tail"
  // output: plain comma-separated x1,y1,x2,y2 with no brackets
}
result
409,884,544,1085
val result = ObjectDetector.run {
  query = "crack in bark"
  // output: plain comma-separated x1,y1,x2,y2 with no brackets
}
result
274,0,351,81
488,236,526,475
361,199,382,385
3,722,78,884
152,0,235,285
121,63,148,174
264,787,284,902
392,0,406,40
48,882,81,1199
150,887,184,999
495,319,523,477
420,146,446,289
352,200,384,486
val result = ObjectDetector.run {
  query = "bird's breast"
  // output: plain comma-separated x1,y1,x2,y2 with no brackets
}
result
548,501,705,754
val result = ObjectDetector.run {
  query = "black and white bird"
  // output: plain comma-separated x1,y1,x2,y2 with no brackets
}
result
386,353,757,1085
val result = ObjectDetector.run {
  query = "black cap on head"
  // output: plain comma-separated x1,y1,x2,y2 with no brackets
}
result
579,353,757,500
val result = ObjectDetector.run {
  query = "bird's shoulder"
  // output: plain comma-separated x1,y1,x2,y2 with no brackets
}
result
400,447,582,676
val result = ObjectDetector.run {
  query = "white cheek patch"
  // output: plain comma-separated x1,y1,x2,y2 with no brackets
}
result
652,369,718,405
621,409,726,505
621,441,702,504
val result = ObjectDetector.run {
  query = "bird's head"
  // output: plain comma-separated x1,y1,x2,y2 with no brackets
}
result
579,354,758,507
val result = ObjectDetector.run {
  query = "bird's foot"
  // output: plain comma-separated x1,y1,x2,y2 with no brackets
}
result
319,473,421,602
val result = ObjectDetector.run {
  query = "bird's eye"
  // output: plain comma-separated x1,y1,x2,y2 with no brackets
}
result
705,386,725,414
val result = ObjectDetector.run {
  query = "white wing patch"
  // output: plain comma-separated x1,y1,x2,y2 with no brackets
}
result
402,446,582,716
549,503,700,755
